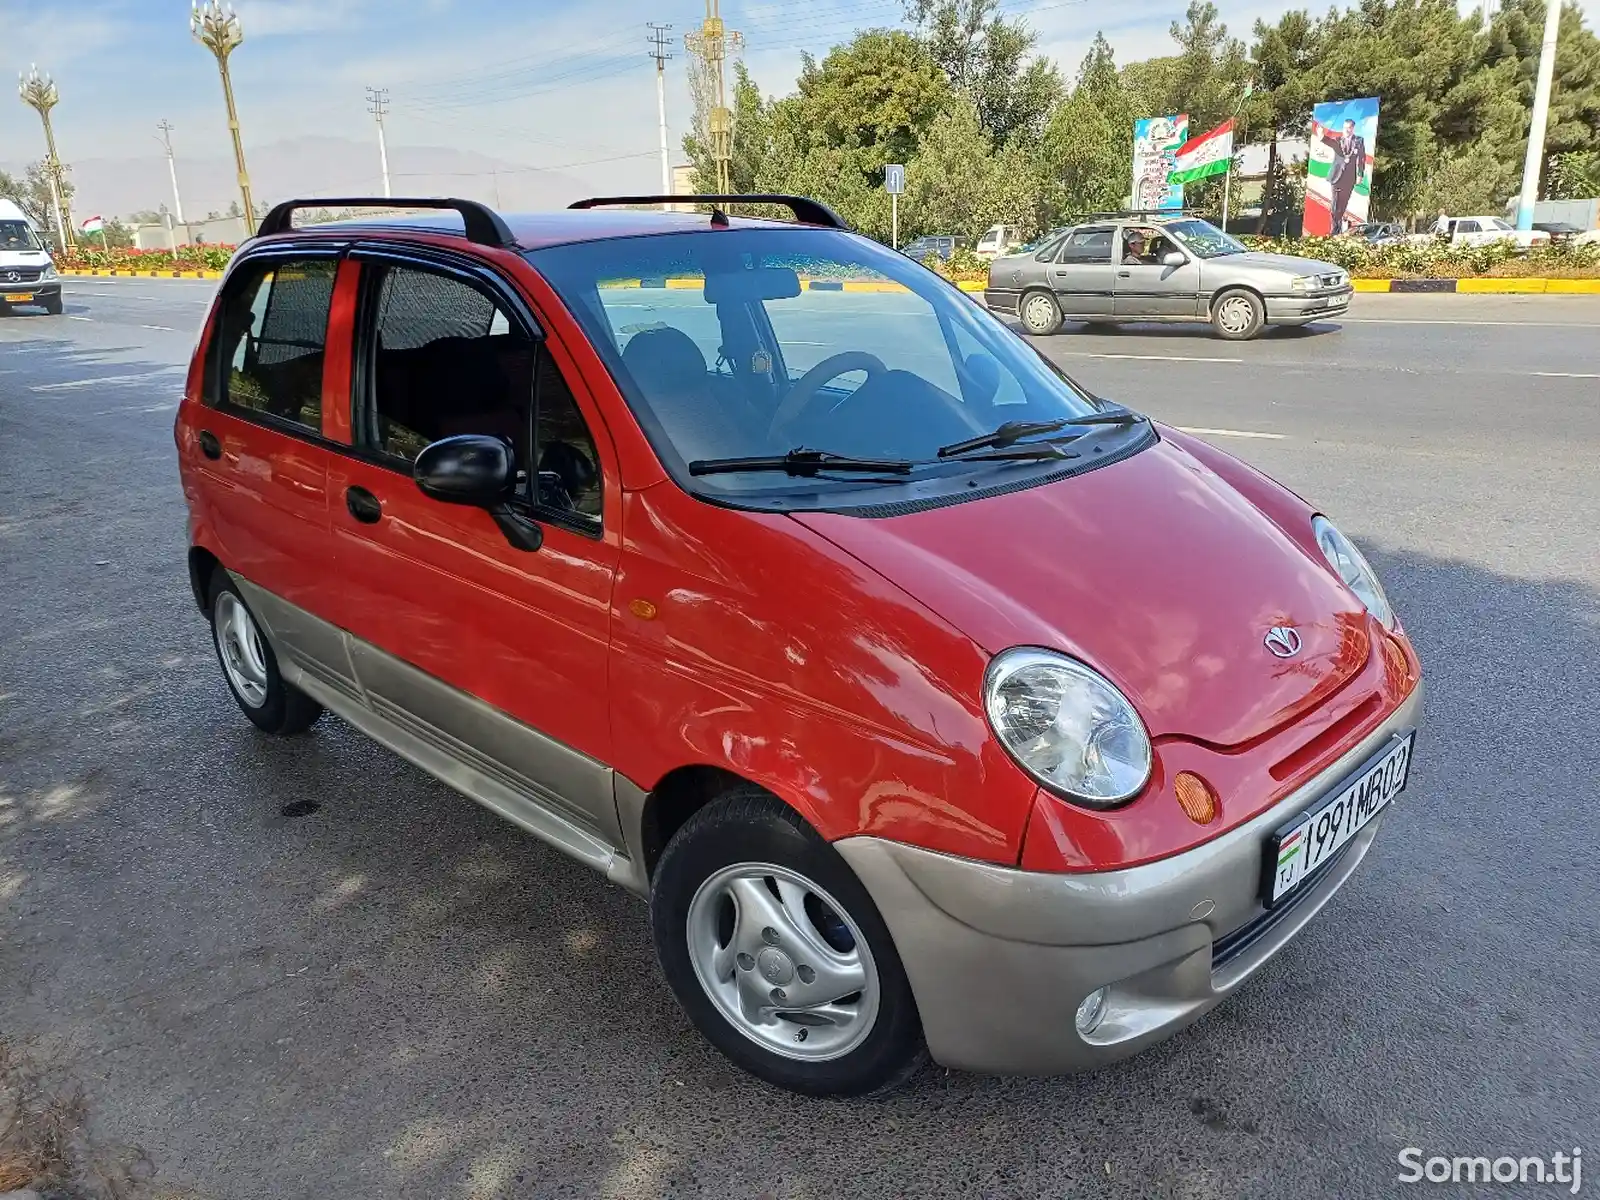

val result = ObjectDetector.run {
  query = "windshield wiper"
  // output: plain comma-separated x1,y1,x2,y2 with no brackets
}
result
937,407,1147,459
937,419,1072,458
689,448,914,477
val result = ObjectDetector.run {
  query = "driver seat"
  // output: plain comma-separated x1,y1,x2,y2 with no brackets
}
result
621,327,750,461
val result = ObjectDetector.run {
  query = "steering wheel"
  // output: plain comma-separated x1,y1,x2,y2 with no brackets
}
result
767,351,888,442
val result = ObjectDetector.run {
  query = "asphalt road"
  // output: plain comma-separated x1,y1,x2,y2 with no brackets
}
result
2,278,1597,1199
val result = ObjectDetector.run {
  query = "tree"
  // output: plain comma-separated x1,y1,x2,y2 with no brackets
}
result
904,0,1062,146
903,97,1040,238
227,200,243,218
1038,35,1137,221
1249,10,1322,229
0,162,73,242
1165,1,1252,132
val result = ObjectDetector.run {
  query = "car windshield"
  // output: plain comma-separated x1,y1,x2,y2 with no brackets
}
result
529,227,1142,506
1161,219,1248,259
0,220,43,251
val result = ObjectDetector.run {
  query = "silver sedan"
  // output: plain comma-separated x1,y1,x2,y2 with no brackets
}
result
984,217,1352,340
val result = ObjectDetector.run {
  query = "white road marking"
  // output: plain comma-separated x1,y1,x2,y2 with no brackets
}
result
1341,317,1600,328
94,403,177,415
1533,370,1600,378
65,315,92,321
1174,426,1288,440
31,371,179,392
1061,351,1243,364
140,324,177,331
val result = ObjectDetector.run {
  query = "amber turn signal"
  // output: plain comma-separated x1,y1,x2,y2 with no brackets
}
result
1174,771,1218,825
628,598,658,620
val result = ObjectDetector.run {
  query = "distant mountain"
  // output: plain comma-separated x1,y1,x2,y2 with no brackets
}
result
1,135,591,223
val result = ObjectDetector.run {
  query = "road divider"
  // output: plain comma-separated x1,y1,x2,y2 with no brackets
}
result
1352,277,1600,294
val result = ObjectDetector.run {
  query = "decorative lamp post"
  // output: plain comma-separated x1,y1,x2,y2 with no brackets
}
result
191,1,257,236
18,66,74,252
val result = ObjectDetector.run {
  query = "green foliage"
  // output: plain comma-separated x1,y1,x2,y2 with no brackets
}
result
903,0,1063,145
1243,232,1600,275
901,97,1040,239
1038,35,1136,220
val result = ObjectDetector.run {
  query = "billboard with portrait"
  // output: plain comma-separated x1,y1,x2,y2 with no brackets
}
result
1304,96,1379,235
1132,114,1189,211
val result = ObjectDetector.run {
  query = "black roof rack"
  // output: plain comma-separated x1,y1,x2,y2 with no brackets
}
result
568,194,848,229
254,197,517,248
1078,208,1202,221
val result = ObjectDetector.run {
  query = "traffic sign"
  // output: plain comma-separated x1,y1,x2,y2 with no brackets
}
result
884,164,905,194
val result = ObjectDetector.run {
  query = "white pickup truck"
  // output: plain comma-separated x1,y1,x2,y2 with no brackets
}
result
1416,215,1550,250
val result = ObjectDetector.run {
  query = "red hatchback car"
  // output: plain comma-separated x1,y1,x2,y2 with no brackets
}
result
176,195,1422,1096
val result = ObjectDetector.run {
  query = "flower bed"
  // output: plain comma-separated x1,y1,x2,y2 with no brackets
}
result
1239,235,1600,279
58,245,236,273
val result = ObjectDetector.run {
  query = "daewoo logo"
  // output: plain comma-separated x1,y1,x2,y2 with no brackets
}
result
1264,626,1303,658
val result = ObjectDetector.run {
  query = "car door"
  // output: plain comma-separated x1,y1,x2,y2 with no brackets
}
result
324,249,625,844
1047,226,1115,317
1114,226,1202,318
191,250,347,669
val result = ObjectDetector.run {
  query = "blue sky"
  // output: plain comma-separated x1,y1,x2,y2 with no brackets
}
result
2,0,1588,202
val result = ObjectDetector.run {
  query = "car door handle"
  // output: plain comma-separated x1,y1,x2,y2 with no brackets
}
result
345,486,382,524
198,430,222,460
1118,270,1132,278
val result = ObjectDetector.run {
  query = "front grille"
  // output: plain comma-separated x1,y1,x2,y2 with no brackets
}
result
1,267,43,283
1317,272,1344,289
1211,841,1354,972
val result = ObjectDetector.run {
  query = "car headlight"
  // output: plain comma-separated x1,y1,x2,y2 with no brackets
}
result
984,648,1152,807
1290,274,1317,291
1312,516,1396,628
42,263,58,280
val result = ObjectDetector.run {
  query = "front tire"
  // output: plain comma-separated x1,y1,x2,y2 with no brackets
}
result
650,789,926,1096
44,294,63,315
207,572,323,735
1018,289,1062,336
1211,288,1265,340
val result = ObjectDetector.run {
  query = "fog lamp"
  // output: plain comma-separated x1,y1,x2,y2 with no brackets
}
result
1075,987,1109,1036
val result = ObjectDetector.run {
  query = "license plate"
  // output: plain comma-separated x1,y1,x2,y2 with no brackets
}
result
8,292,34,302
1264,731,1414,905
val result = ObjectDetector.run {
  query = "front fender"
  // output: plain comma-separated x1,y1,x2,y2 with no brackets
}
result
608,482,1037,865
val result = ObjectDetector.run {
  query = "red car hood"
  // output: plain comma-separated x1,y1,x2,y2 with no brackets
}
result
793,438,1370,747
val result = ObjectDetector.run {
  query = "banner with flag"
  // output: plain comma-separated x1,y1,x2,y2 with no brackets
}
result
1167,120,1234,186
80,216,105,235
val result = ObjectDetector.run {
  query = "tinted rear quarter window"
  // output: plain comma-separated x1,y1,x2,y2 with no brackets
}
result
211,259,336,431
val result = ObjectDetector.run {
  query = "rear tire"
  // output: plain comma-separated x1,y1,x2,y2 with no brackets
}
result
1018,289,1062,336
650,788,926,1097
207,572,323,735
1211,288,1265,340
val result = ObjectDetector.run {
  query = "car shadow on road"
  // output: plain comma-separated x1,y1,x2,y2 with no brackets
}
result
1,495,1596,1195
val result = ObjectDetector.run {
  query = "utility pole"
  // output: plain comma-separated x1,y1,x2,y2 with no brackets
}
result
366,86,392,198
1514,0,1562,231
686,0,743,194
18,66,74,252
192,1,257,236
156,120,187,248
647,23,674,208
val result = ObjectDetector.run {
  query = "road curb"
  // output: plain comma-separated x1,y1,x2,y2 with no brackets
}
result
1353,277,1600,294
61,269,224,279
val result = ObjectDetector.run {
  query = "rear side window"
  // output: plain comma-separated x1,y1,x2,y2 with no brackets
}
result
1057,227,1113,264
210,259,336,431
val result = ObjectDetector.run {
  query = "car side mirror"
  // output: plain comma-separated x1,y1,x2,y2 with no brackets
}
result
415,434,515,506
1162,250,1185,267
415,434,543,552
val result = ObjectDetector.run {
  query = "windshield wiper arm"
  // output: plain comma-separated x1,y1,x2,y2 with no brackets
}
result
937,419,1072,458
689,448,914,477
1069,405,1147,426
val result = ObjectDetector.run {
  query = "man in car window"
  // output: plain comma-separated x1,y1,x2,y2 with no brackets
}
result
1123,230,1151,265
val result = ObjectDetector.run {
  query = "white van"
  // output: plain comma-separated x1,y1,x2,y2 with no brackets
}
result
974,223,1023,260
0,198,62,314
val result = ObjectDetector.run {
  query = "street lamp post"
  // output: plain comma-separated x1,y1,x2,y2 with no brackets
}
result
17,66,74,253
191,1,257,236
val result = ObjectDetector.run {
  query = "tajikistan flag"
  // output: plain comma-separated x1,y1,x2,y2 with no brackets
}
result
1167,120,1235,185
80,215,105,235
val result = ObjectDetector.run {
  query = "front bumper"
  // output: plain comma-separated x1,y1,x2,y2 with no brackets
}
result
0,280,60,302
1266,286,1352,323
836,681,1422,1074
